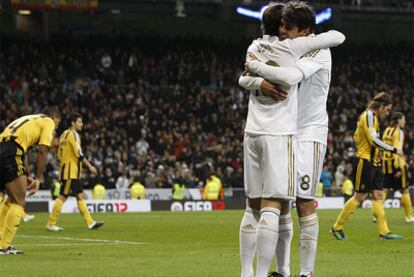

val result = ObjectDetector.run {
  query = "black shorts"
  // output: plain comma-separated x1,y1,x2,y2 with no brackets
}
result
0,141,26,191
383,166,408,190
352,158,383,193
60,179,84,197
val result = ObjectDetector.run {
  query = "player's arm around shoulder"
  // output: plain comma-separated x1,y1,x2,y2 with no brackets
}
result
288,30,345,59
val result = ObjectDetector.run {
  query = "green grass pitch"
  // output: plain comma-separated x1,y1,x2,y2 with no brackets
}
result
1,209,413,276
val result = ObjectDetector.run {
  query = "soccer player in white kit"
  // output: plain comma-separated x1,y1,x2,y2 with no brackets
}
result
241,2,345,276
238,3,346,277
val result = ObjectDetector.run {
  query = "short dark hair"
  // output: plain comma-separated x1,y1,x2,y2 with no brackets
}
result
368,91,393,109
261,3,285,36
282,1,315,33
67,112,82,126
43,107,61,120
390,111,404,126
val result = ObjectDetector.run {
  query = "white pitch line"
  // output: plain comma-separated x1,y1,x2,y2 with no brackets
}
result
15,243,118,247
18,235,147,245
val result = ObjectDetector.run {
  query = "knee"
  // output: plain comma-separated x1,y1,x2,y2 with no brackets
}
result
296,198,315,217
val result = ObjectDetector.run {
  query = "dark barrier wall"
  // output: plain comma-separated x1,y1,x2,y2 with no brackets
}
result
27,202,49,212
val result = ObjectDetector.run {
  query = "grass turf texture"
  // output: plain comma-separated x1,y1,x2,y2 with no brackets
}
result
1,209,413,276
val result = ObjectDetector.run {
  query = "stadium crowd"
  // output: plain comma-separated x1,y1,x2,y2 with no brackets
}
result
0,36,412,194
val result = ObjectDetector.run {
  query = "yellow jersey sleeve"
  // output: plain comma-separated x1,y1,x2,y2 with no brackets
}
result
38,118,56,147
393,129,405,169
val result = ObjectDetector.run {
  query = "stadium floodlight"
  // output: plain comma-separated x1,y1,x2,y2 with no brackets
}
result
236,5,333,25
316,7,332,24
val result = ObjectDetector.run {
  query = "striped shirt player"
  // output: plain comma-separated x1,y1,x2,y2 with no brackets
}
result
381,112,413,222
331,92,403,241
47,112,103,232
0,108,61,255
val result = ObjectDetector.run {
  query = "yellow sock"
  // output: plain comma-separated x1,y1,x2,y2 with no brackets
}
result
48,198,64,226
0,198,11,238
402,193,413,218
0,204,25,249
77,200,94,226
372,199,390,236
333,197,360,230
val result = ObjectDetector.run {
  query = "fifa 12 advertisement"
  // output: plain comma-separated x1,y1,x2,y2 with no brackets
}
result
48,199,151,213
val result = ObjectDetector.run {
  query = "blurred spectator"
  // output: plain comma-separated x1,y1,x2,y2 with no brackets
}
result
0,36,412,193
320,165,334,195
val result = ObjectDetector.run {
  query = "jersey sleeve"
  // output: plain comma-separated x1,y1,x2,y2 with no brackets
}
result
288,30,345,59
363,111,396,153
247,60,304,87
239,74,263,90
295,49,330,79
38,118,56,147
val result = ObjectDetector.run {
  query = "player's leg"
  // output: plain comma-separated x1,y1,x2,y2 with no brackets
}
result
372,168,402,240
256,135,296,277
256,198,282,277
399,167,413,222
75,181,104,230
332,158,369,240
0,195,11,239
272,201,293,277
47,180,68,231
240,134,262,277
296,199,318,277
294,141,325,276
240,198,261,277
0,176,27,254
331,191,365,240
373,174,392,223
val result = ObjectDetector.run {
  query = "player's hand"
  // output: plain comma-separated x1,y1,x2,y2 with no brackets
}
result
394,171,402,178
260,80,288,101
27,176,34,184
89,166,98,176
27,179,40,196
247,53,258,61
396,148,403,156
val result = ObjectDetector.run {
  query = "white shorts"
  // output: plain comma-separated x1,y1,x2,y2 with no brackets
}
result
297,141,326,199
243,134,297,200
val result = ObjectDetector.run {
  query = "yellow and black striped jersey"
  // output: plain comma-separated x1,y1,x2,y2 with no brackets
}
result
58,129,84,180
382,127,405,174
353,110,396,167
0,114,55,153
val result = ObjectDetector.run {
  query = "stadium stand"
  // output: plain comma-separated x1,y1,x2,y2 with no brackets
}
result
0,36,412,195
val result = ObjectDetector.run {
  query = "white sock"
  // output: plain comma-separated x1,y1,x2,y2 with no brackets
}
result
240,207,260,277
256,207,280,277
275,212,293,277
299,213,319,276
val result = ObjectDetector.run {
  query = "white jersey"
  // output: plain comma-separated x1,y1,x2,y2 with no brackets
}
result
295,47,332,145
243,31,345,136
244,35,299,136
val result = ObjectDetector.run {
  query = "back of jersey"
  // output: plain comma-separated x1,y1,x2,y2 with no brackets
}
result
382,127,404,173
244,35,299,136
0,114,55,153
296,48,332,145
